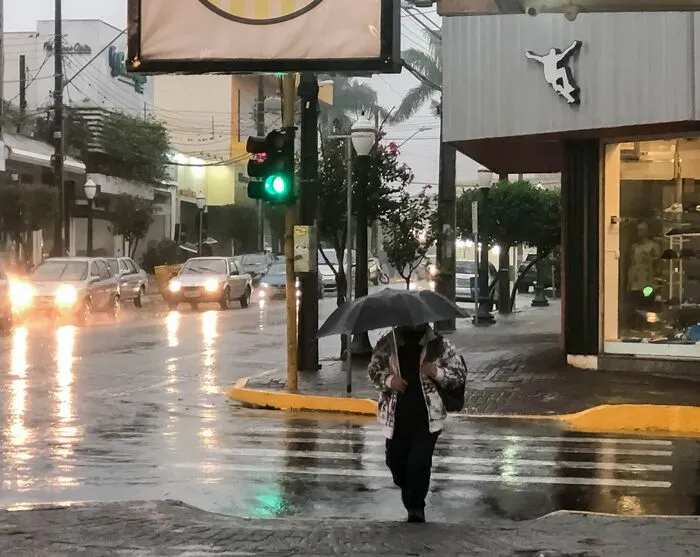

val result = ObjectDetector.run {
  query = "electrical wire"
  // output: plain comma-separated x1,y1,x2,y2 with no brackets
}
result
6,52,52,105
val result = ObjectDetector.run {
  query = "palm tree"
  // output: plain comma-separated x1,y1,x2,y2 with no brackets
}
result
392,30,442,123
319,76,384,135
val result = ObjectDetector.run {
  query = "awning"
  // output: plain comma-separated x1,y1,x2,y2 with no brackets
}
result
3,132,86,174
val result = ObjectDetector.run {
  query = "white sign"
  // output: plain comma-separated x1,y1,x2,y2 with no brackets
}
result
525,40,582,105
129,0,398,73
294,225,316,273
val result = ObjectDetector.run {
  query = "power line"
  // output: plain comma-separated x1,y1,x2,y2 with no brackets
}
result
6,52,51,104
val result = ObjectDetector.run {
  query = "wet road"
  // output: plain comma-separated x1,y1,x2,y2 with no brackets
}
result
2,297,700,522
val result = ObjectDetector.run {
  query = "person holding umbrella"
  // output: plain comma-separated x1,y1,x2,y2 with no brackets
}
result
317,288,468,524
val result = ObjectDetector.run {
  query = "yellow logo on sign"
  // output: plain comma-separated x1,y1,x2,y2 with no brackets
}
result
199,0,324,25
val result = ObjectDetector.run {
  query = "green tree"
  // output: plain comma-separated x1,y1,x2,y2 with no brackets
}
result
392,30,442,122
319,76,383,135
0,184,58,266
208,204,259,254
318,140,413,305
109,194,155,258
383,187,438,289
33,106,92,160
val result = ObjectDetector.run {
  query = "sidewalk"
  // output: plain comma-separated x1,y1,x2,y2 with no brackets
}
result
0,499,697,556
231,300,700,432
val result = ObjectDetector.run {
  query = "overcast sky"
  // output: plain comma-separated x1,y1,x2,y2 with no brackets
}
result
6,0,480,187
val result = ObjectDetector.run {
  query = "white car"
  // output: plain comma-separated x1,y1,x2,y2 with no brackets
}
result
167,257,253,311
105,257,148,308
455,261,478,302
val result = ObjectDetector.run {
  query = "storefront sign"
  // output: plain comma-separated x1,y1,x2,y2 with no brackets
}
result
44,40,92,55
109,46,148,94
525,40,582,105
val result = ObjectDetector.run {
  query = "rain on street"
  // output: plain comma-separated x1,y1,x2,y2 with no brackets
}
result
2,295,700,523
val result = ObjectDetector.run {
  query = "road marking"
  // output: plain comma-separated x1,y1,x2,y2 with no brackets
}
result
214,447,673,472
233,426,674,446
223,436,673,457
172,463,672,488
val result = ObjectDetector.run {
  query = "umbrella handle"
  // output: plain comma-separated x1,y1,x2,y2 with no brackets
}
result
390,328,401,378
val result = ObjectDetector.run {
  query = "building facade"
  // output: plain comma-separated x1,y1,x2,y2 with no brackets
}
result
443,11,700,371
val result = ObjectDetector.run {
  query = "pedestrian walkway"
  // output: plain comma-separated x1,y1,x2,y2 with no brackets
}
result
237,300,700,420
1,498,698,556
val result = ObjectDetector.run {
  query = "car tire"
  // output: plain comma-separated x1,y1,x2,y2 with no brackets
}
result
240,287,251,309
75,298,91,327
134,286,145,308
219,288,232,310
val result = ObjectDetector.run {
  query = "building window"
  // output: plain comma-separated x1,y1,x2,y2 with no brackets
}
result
603,139,700,359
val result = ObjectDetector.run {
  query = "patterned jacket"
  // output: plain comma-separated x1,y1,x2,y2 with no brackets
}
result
367,328,467,439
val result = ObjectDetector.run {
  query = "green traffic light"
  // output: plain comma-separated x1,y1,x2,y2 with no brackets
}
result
264,174,289,197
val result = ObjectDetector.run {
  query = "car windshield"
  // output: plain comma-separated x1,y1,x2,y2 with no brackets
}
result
106,259,119,274
180,259,226,275
318,250,338,266
240,254,267,266
267,263,285,275
33,261,88,282
456,262,476,274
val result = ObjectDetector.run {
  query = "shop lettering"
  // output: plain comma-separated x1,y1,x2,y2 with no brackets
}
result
108,46,148,94
525,40,582,105
44,41,92,55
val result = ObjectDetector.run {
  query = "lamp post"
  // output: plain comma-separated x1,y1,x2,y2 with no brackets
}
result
474,171,495,326
350,114,376,357
196,191,206,256
84,178,97,256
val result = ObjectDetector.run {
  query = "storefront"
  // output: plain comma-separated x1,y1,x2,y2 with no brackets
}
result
443,11,700,371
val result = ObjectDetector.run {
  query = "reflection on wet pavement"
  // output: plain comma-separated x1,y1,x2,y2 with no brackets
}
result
1,299,700,523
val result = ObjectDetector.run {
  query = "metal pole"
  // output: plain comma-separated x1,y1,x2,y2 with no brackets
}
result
474,187,495,325
256,75,265,252
52,0,66,256
472,201,479,324
18,54,26,132
298,72,319,373
87,199,93,256
198,209,203,256
282,73,298,392
0,0,4,140
345,138,354,393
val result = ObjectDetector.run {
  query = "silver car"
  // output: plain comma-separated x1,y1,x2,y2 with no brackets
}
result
105,257,148,308
166,257,253,311
21,257,120,326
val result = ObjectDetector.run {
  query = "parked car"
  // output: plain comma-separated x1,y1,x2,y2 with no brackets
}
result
15,257,120,326
318,249,341,292
105,257,148,308
258,261,324,301
517,253,553,293
0,261,13,331
167,256,252,311
455,260,498,302
237,253,278,285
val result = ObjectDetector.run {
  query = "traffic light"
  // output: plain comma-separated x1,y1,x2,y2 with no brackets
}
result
246,129,295,205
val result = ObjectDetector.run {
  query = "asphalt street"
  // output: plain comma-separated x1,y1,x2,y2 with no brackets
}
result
1,293,700,525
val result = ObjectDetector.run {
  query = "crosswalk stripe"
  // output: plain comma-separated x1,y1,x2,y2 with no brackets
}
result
215,447,673,472
172,463,672,488
224,436,673,457
235,426,674,446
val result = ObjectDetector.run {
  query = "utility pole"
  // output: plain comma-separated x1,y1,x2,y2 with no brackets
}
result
256,75,265,252
18,55,26,132
0,0,4,153
435,110,457,332
297,72,319,372
281,73,298,392
52,0,66,256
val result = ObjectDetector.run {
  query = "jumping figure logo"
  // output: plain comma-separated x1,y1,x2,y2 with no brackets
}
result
199,0,325,25
525,40,582,105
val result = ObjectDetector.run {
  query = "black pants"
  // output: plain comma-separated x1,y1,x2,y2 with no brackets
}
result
385,429,440,512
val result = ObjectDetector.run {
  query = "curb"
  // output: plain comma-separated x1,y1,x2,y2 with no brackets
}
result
227,378,377,415
227,379,700,436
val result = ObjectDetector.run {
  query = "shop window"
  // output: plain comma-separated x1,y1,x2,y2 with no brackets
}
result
604,139,700,358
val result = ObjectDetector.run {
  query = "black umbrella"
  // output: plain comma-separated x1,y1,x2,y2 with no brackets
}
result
317,287,469,338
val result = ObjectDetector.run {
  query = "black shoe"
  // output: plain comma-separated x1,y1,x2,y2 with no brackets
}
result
406,509,426,523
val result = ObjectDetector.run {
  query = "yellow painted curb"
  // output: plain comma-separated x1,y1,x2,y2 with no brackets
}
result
227,377,377,416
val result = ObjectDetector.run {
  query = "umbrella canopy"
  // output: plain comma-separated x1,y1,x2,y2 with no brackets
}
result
317,288,469,338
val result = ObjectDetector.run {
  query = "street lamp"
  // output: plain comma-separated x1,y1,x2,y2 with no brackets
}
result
350,114,377,357
474,171,495,326
397,126,432,148
196,191,206,256
84,178,97,256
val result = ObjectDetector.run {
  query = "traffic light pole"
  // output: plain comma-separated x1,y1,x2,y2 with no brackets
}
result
282,73,298,392
256,75,265,252
297,73,319,373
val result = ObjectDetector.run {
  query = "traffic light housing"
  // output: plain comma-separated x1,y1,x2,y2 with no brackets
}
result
246,129,295,205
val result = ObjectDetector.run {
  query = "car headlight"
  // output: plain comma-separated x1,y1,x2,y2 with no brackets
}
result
204,279,220,293
260,282,269,289
169,280,181,293
10,280,34,311
55,284,78,307
428,264,438,277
